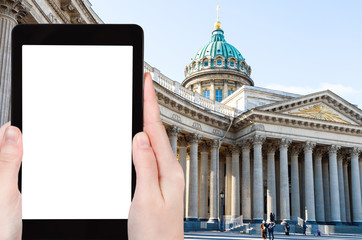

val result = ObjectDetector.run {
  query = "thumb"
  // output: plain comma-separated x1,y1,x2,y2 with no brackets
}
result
132,132,161,199
0,126,23,193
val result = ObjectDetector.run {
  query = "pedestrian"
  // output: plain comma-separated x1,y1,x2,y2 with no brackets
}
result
317,228,321,236
268,221,275,240
303,221,307,235
270,212,275,222
284,222,290,235
260,220,267,239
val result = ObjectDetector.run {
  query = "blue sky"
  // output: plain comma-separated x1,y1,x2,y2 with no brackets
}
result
90,0,362,109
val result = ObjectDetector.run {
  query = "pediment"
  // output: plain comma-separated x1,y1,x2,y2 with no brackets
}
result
256,90,362,125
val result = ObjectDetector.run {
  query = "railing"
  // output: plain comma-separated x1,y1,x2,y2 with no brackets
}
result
144,61,236,117
223,215,244,231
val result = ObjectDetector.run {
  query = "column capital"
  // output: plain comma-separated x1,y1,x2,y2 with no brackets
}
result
303,141,316,152
265,142,278,154
240,140,251,150
251,135,266,146
349,147,361,157
328,145,341,154
187,133,200,144
208,139,220,149
314,147,326,159
224,148,232,157
200,142,209,152
166,125,180,137
290,145,302,156
231,144,240,154
0,0,28,22
177,136,187,147
278,138,292,149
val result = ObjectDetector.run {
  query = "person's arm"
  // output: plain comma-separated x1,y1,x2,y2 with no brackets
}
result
128,73,184,240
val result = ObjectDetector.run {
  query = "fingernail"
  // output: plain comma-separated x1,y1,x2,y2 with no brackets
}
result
4,127,19,144
137,133,150,149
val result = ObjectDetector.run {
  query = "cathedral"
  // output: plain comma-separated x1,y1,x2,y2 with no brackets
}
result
146,14,362,232
0,0,361,234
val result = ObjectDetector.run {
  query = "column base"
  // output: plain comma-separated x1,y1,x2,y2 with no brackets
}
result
186,217,199,222
207,218,218,224
252,218,263,223
330,220,342,225
352,221,362,226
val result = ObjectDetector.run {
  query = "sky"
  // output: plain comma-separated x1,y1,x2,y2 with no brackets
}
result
90,0,362,109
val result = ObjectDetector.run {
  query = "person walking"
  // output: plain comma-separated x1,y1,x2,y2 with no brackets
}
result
284,222,290,235
268,221,275,240
303,221,308,235
260,220,267,239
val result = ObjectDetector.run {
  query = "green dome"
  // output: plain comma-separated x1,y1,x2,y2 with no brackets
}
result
193,28,245,61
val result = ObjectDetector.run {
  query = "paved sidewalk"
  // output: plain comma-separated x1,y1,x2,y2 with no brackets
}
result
184,232,362,240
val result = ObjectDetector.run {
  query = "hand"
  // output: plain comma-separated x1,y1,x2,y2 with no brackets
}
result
128,73,185,240
0,122,23,240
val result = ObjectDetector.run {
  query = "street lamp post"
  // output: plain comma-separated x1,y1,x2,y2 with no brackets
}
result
220,191,225,232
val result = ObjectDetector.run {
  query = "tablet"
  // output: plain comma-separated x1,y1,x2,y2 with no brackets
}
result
11,24,143,239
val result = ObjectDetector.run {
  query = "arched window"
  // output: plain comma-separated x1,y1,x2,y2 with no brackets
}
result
217,60,222,65
203,90,210,99
203,61,209,67
230,61,234,67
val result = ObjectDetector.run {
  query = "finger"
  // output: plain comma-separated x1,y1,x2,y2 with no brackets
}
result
143,73,177,178
132,132,161,199
0,126,23,193
0,122,11,140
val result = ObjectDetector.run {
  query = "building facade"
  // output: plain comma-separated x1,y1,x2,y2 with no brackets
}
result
146,19,362,231
0,0,361,233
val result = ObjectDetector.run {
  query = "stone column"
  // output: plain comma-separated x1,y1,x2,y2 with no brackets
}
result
337,152,347,223
225,150,232,216
231,145,240,218
210,79,215,101
208,140,219,223
199,143,209,220
178,137,188,218
350,147,362,225
343,160,351,223
266,143,277,221
241,140,252,221
187,134,200,220
290,146,301,221
0,1,27,126
252,135,265,222
322,158,331,223
328,145,341,224
167,126,180,156
314,149,325,223
279,139,291,223
303,142,316,223
223,79,228,99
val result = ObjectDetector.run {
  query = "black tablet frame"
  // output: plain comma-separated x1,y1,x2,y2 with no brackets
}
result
11,24,143,239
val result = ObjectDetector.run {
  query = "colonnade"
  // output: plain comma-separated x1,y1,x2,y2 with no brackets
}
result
167,127,362,225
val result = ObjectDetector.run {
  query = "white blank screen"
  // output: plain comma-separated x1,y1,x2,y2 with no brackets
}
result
22,45,133,219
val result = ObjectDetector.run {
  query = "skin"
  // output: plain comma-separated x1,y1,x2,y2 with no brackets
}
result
0,72,184,240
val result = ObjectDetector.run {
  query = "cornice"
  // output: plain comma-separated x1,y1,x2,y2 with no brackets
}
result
255,90,362,125
236,109,362,136
154,81,232,129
